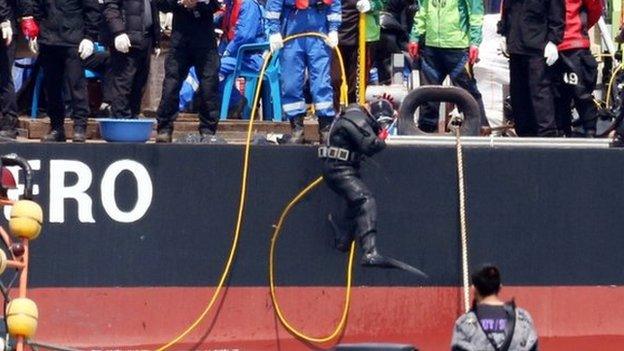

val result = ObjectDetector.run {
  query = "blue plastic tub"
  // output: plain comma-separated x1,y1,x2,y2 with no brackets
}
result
97,118,155,142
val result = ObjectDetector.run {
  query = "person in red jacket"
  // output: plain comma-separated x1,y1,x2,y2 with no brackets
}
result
554,0,602,137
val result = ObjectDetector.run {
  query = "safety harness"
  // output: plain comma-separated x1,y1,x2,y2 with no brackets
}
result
473,301,517,351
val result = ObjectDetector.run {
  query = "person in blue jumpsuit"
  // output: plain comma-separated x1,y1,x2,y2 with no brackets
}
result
219,0,265,117
265,0,341,143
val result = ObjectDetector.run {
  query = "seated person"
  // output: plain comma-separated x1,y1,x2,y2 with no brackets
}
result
219,0,265,117
451,264,538,351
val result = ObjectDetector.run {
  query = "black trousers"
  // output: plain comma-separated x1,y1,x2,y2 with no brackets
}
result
157,45,220,133
0,39,18,132
553,49,598,135
509,54,558,137
418,46,488,131
39,44,89,129
110,37,152,118
322,161,377,240
83,51,113,104
331,42,377,110
64,51,113,115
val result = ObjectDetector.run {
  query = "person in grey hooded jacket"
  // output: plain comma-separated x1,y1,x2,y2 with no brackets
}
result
451,265,538,351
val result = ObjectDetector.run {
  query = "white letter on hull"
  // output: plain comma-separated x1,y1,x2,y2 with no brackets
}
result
100,160,153,223
49,160,95,223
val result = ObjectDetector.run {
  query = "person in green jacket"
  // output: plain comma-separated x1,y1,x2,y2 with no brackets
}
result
407,0,488,132
331,0,384,108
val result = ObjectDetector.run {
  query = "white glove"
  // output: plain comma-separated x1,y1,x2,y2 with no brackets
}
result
356,0,371,13
498,37,508,57
269,32,283,53
0,20,12,46
326,30,339,48
114,33,132,53
78,39,94,59
543,41,559,66
29,37,38,54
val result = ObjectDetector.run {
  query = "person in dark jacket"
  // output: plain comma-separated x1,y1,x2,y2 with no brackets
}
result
21,0,100,142
154,0,221,142
498,0,565,137
0,0,18,139
103,0,161,119
554,0,602,137
322,101,426,277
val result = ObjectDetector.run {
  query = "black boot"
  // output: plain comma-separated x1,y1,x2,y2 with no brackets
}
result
360,233,386,266
199,129,226,144
156,129,173,143
41,129,66,142
72,125,86,143
359,232,428,278
318,118,332,145
288,115,305,144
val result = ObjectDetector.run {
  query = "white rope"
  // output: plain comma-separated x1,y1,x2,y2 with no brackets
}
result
454,123,470,313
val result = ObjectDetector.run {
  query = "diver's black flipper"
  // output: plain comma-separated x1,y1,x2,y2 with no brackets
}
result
361,253,429,279
328,213,352,253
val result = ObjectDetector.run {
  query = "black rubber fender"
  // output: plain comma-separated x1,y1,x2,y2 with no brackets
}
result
397,85,481,136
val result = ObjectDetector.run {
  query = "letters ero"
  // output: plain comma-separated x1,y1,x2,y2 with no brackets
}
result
3,159,153,224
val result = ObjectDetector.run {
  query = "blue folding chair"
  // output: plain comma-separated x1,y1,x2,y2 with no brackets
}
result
219,43,282,121
30,69,44,119
84,42,106,79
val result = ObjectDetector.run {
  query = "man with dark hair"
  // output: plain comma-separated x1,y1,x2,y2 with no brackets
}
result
451,264,539,351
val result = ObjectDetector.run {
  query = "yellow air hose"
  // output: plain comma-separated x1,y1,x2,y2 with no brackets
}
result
606,62,624,108
154,32,350,350
358,14,367,105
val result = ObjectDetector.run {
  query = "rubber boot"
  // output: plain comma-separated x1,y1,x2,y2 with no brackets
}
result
359,232,429,278
156,129,173,143
318,118,331,145
360,232,387,267
288,115,305,144
72,124,86,143
41,129,66,142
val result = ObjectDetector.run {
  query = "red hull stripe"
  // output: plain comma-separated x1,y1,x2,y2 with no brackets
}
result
24,286,624,350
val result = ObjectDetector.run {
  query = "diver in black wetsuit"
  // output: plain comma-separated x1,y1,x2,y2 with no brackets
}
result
320,100,426,277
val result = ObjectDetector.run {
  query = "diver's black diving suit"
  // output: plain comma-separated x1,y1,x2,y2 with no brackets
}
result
320,103,426,277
